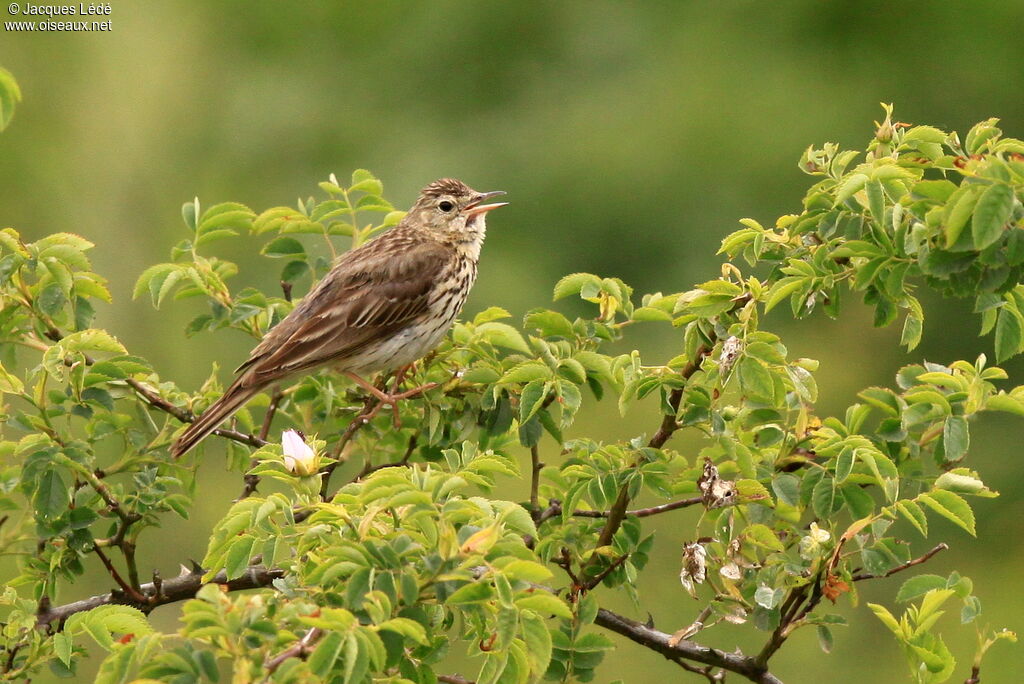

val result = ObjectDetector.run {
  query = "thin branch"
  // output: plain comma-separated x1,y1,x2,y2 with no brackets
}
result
318,396,378,500
594,606,782,684
37,564,284,628
592,345,712,554
355,432,417,480
125,377,268,449
239,388,285,499
529,444,542,516
583,553,629,591
851,543,949,582
964,665,981,684
91,546,147,604
438,676,476,684
264,626,322,674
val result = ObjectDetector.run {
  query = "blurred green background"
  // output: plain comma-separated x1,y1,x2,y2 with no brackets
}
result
2,1,1023,681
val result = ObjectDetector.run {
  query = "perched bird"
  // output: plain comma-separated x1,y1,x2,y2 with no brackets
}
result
171,178,507,457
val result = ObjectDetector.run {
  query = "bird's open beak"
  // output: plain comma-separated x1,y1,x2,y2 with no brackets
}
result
465,190,508,217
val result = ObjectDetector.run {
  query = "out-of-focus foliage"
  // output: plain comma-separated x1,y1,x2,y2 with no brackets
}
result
0,83,1020,681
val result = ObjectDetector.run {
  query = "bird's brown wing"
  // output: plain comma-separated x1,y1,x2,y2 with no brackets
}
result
237,234,452,383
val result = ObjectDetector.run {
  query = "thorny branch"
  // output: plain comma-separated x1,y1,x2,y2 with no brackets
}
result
595,606,782,684
36,564,284,628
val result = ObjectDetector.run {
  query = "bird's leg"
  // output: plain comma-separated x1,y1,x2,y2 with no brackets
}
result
345,371,439,428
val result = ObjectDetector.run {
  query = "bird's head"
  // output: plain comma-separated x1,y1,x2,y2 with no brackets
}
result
406,178,507,241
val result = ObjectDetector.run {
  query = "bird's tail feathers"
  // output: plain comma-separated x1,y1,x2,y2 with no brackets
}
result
171,377,262,458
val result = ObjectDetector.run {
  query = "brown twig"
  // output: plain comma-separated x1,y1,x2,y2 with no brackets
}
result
592,345,712,554
317,395,379,500
264,626,323,674
37,564,284,628
583,553,630,591
594,606,782,683
529,444,542,517
92,546,147,604
964,665,981,684
438,675,476,684
125,377,268,449
851,543,949,582
355,432,418,481
239,388,285,499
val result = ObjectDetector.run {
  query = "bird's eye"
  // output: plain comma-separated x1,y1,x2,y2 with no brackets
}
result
438,200,455,212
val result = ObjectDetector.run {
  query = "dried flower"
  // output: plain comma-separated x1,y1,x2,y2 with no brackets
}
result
698,458,736,509
718,335,743,375
679,541,708,597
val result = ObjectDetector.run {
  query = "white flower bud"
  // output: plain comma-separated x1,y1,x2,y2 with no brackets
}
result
281,429,318,476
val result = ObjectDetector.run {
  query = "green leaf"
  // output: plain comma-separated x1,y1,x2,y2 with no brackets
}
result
35,467,69,520
943,186,980,249
994,307,1022,362
834,446,855,483
920,489,976,536
772,474,800,507
476,322,530,354
519,379,549,423
446,581,494,605
894,499,928,537
308,630,345,678
553,273,601,301
525,309,575,338
515,593,573,620
737,357,774,403
501,362,551,385
971,183,1014,249
377,618,427,645
942,416,969,461
834,173,870,206
93,606,153,638
0,67,22,131
896,575,948,603
811,476,840,518
53,632,72,666
261,236,306,258
520,610,553,677
764,276,806,313
224,535,255,580
501,559,553,583
816,625,834,654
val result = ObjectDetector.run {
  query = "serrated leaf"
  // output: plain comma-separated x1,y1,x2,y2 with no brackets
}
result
553,273,601,301
377,617,427,645
476,322,530,353
834,173,869,206
920,490,975,536
994,307,1022,362
446,581,494,604
35,467,69,520
224,535,255,580
894,499,928,537
942,416,969,461
515,593,573,620
520,610,553,677
308,631,345,678
896,575,947,603
501,559,553,583
972,183,1014,249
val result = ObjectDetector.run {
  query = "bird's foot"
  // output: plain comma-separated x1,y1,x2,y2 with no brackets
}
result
345,372,438,428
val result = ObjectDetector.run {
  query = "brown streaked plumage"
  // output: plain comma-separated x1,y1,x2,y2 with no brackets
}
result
171,178,506,457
